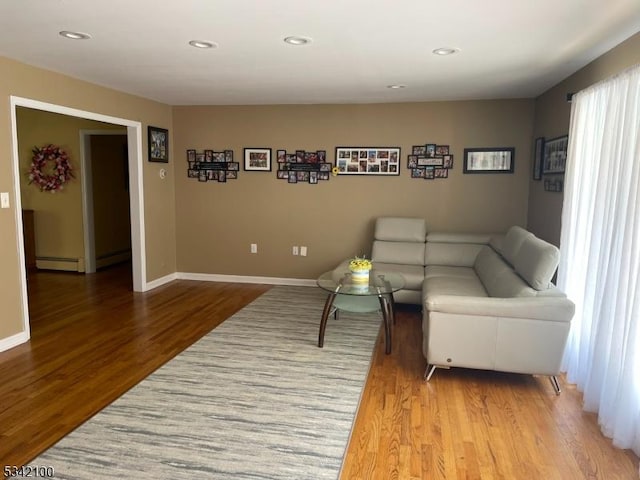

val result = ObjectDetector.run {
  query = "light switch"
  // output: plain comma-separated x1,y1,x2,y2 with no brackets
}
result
0,192,9,209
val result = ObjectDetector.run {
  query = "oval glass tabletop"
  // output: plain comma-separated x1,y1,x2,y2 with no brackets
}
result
317,269,405,296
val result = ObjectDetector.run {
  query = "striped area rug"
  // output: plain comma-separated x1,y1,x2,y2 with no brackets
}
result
30,286,381,479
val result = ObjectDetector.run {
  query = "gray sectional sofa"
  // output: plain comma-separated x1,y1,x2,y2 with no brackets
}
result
369,217,575,394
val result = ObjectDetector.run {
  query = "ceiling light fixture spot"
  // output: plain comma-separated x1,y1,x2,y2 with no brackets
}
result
59,31,91,40
387,84,407,89
432,47,459,56
284,36,312,46
189,40,217,49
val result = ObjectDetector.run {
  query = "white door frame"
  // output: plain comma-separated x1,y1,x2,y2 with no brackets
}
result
79,129,128,274
9,96,148,341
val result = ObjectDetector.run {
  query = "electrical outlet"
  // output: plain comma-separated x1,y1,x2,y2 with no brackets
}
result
292,246,299,256
300,246,307,256
251,243,258,254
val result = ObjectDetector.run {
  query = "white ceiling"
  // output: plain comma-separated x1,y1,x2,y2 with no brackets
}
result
1,0,639,106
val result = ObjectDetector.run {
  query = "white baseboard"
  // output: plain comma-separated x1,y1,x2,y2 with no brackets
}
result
142,272,317,291
0,330,30,353
144,272,178,291
177,272,316,287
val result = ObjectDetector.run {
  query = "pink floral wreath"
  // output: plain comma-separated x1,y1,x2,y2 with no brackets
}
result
28,144,74,192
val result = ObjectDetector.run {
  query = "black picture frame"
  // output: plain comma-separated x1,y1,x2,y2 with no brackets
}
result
425,144,436,158
243,148,272,171
533,137,545,180
544,174,564,192
463,147,515,174
412,145,427,156
275,149,332,184
334,147,401,175
148,126,168,163
542,135,568,174
407,141,454,180
435,145,450,155
186,148,239,182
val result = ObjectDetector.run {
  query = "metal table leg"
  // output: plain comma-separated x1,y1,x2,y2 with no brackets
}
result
318,291,337,348
378,295,392,354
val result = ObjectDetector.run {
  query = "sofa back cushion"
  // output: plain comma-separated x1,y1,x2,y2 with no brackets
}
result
513,236,560,290
474,246,536,297
425,243,485,267
374,217,427,242
372,241,426,266
501,226,533,266
425,232,491,267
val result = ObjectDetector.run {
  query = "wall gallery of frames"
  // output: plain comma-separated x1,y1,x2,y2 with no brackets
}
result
531,135,568,193
181,141,533,185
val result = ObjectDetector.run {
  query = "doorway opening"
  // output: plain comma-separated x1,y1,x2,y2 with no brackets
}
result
80,130,130,274
9,96,147,349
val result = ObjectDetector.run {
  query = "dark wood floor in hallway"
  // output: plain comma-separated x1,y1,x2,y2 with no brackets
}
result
0,265,637,478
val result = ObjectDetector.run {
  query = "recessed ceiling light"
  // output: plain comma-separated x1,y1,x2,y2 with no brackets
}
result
387,84,407,89
284,36,312,46
189,40,217,49
432,47,459,56
59,31,91,40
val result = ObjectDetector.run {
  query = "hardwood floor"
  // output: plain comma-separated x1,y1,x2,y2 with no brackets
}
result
0,265,270,469
342,304,639,479
0,266,638,478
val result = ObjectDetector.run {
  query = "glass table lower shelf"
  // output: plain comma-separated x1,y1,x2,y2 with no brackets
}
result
316,269,405,354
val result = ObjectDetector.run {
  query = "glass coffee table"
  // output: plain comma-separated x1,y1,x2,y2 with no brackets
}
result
316,269,405,354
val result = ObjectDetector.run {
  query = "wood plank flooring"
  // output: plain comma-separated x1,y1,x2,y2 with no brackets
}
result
0,265,270,470
342,304,639,479
0,265,638,478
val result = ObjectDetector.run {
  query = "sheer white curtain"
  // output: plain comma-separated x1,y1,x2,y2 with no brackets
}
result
558,63,640,459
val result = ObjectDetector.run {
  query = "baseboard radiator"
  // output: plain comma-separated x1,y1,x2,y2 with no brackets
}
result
36,256,85,272
35,249,131,273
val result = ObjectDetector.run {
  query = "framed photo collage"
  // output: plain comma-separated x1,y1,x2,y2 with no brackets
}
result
335,147,400,175
407,144,453,180
186,149,239,183
276,149,331,184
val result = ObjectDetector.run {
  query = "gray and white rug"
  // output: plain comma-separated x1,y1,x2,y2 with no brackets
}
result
30,286,381,479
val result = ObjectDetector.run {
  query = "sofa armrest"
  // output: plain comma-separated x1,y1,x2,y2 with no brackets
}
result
425,295,575,322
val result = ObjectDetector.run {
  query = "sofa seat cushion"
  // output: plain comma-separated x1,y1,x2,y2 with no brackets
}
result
373,263,424,290
423,273,488,301
424,265,479,281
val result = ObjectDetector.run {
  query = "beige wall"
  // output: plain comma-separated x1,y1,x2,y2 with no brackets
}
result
528,32,640,245
17,108,121,268
174,100,534,279
4,29,635,346
0,56,175,342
